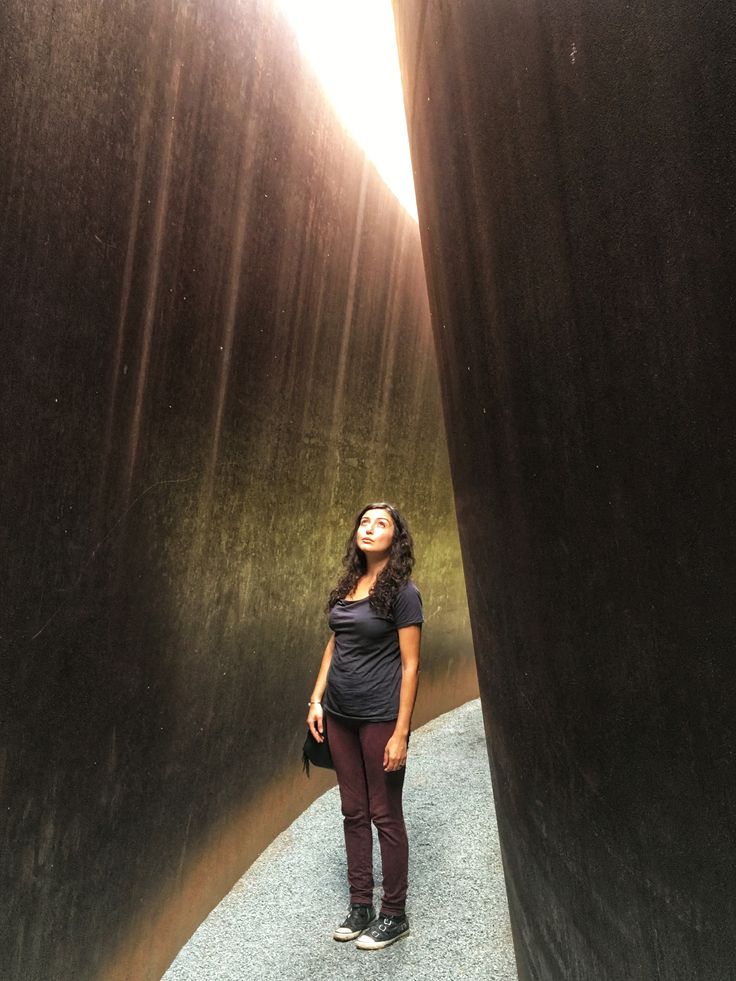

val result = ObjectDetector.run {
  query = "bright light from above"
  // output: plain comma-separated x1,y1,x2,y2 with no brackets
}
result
276,0,417,221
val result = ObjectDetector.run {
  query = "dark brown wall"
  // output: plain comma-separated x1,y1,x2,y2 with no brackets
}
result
0,2,476,978
394,1,736,979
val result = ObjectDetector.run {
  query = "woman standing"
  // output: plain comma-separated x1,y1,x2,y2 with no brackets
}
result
307,502,423,950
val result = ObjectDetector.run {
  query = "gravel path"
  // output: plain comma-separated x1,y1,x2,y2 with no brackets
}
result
164,699,517,981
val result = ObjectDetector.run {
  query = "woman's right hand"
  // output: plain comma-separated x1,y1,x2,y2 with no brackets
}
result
307,702,324,743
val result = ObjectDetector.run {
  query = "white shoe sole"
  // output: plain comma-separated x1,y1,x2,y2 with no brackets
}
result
355,927,409,950
333,916,377,942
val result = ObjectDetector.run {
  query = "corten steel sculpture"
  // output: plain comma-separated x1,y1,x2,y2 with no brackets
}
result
394,2,736,979
0,2,476,978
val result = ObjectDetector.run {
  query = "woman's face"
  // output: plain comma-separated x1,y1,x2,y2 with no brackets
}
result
356,508,395,558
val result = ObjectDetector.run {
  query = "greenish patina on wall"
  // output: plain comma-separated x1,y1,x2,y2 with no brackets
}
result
0,2,475,978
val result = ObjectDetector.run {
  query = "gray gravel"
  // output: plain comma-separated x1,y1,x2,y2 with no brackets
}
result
164,699,517,981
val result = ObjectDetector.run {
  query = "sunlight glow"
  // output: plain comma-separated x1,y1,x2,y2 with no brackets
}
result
276,0,418,221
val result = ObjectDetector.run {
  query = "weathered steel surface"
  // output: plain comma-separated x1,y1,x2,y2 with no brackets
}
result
394,1,736,978
0,2,475,978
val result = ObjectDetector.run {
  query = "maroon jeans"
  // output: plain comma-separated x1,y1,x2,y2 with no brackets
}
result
326,712,408,916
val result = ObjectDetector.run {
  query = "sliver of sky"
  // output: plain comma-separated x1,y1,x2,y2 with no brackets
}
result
275,0,418,221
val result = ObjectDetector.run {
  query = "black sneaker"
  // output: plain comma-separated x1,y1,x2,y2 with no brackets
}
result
333,903,377,941
355,912,409,949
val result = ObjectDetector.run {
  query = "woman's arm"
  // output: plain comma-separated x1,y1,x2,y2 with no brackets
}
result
384,624,422,771
306,634,334,743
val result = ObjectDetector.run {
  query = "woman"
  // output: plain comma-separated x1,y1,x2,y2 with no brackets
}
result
307,502,423,950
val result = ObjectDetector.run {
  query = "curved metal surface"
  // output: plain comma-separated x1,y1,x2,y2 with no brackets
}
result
394,1,736,979
0,2,476,978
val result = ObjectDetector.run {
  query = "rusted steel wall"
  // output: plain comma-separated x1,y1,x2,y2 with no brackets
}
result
0,2,476,978
394,1,736,978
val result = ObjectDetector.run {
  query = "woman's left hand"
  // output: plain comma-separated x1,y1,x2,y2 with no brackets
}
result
383,733,408,772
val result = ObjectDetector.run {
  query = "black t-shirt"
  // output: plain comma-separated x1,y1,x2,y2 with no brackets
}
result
323,581,424,722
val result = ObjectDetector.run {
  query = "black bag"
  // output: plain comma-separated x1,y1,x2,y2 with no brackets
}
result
302,716,334,776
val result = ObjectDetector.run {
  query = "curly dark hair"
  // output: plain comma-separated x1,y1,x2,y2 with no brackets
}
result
327,502,415,617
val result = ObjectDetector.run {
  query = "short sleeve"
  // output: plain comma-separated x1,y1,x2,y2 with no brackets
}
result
392,582,424,628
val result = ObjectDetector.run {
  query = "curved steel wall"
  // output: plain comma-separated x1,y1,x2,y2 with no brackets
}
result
0,3,477,978
394,2,736,979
